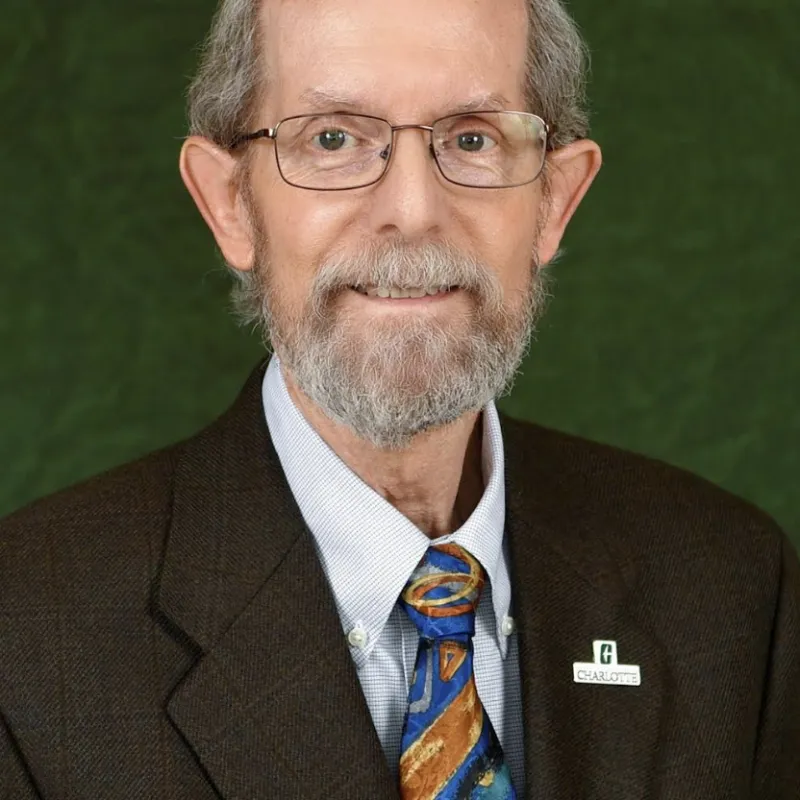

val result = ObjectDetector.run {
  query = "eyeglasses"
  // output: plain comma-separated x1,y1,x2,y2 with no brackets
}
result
228,111,550,191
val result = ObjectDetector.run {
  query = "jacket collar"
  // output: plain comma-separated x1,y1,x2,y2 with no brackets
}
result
157,359,669,798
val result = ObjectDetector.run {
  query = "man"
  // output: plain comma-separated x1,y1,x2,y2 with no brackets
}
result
1,0,798,796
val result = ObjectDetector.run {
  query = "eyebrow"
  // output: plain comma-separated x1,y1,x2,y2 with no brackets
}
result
296,88,513,117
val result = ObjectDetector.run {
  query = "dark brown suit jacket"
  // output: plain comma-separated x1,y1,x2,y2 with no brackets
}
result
1,359,798,799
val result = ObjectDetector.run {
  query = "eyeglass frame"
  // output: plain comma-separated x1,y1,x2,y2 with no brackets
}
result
226,110,554,191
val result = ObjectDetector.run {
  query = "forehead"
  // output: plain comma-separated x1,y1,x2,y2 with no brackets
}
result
261,0,529,120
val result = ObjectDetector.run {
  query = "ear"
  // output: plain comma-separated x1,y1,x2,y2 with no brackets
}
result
179,136,255,271
537,139,602,264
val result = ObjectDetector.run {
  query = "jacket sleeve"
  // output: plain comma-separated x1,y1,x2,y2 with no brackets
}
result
0,713,40,800
750,532,800,799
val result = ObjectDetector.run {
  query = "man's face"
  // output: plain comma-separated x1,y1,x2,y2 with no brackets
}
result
241,0,548,450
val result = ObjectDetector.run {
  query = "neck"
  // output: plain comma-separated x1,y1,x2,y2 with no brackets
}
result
281,365,485,539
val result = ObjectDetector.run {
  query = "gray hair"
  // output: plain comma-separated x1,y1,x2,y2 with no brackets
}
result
185,0,590,327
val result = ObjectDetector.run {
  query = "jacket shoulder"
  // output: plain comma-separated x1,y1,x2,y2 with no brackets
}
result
0,443,182,609
500,412,787,561
1,442,180,527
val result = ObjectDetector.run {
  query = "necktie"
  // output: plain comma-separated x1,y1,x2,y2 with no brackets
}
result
398,543,517,799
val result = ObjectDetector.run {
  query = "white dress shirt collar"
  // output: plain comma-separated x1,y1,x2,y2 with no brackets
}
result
261,352,514,666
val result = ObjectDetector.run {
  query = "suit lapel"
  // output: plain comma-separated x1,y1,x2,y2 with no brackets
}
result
157,359,397,799
500,413,670,799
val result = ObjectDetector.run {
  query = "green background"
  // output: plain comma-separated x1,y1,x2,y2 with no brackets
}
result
1,1,797,549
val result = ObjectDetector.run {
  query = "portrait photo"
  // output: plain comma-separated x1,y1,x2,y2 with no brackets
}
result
1,0,798,797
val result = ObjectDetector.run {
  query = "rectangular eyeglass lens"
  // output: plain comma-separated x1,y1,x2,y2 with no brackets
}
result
279,114,388,187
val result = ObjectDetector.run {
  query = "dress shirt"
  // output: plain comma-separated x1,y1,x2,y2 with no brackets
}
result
262,352,525,792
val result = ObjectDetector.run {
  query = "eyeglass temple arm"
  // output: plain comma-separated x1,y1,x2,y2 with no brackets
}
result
228,128,276,150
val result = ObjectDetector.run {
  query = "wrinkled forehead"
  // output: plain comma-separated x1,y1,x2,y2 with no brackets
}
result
259,0,529,121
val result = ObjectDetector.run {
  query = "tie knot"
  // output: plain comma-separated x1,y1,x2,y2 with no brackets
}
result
399,543,485,640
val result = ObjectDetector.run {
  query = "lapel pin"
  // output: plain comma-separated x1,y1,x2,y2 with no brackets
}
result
573,640,641,686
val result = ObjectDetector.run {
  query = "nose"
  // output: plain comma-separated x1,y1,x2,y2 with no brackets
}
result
365,126,446,240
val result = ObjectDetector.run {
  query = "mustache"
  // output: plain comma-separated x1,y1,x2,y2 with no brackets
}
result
314,239,487,293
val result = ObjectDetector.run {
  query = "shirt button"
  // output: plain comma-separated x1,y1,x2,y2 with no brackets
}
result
501,615,516,637
347,624,368,649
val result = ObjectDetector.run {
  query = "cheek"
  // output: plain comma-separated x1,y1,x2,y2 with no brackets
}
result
464,193,540,283
256,185,361,286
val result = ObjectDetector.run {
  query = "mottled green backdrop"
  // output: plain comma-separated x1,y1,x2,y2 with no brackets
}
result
1,1,797,547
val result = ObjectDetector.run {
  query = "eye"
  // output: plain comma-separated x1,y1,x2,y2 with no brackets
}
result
456,132,496,152
315,129,354,151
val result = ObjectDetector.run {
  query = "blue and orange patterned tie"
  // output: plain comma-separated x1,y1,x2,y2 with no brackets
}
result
398,543,517,799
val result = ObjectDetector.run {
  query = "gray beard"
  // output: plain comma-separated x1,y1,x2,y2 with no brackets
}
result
228,236,551,451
